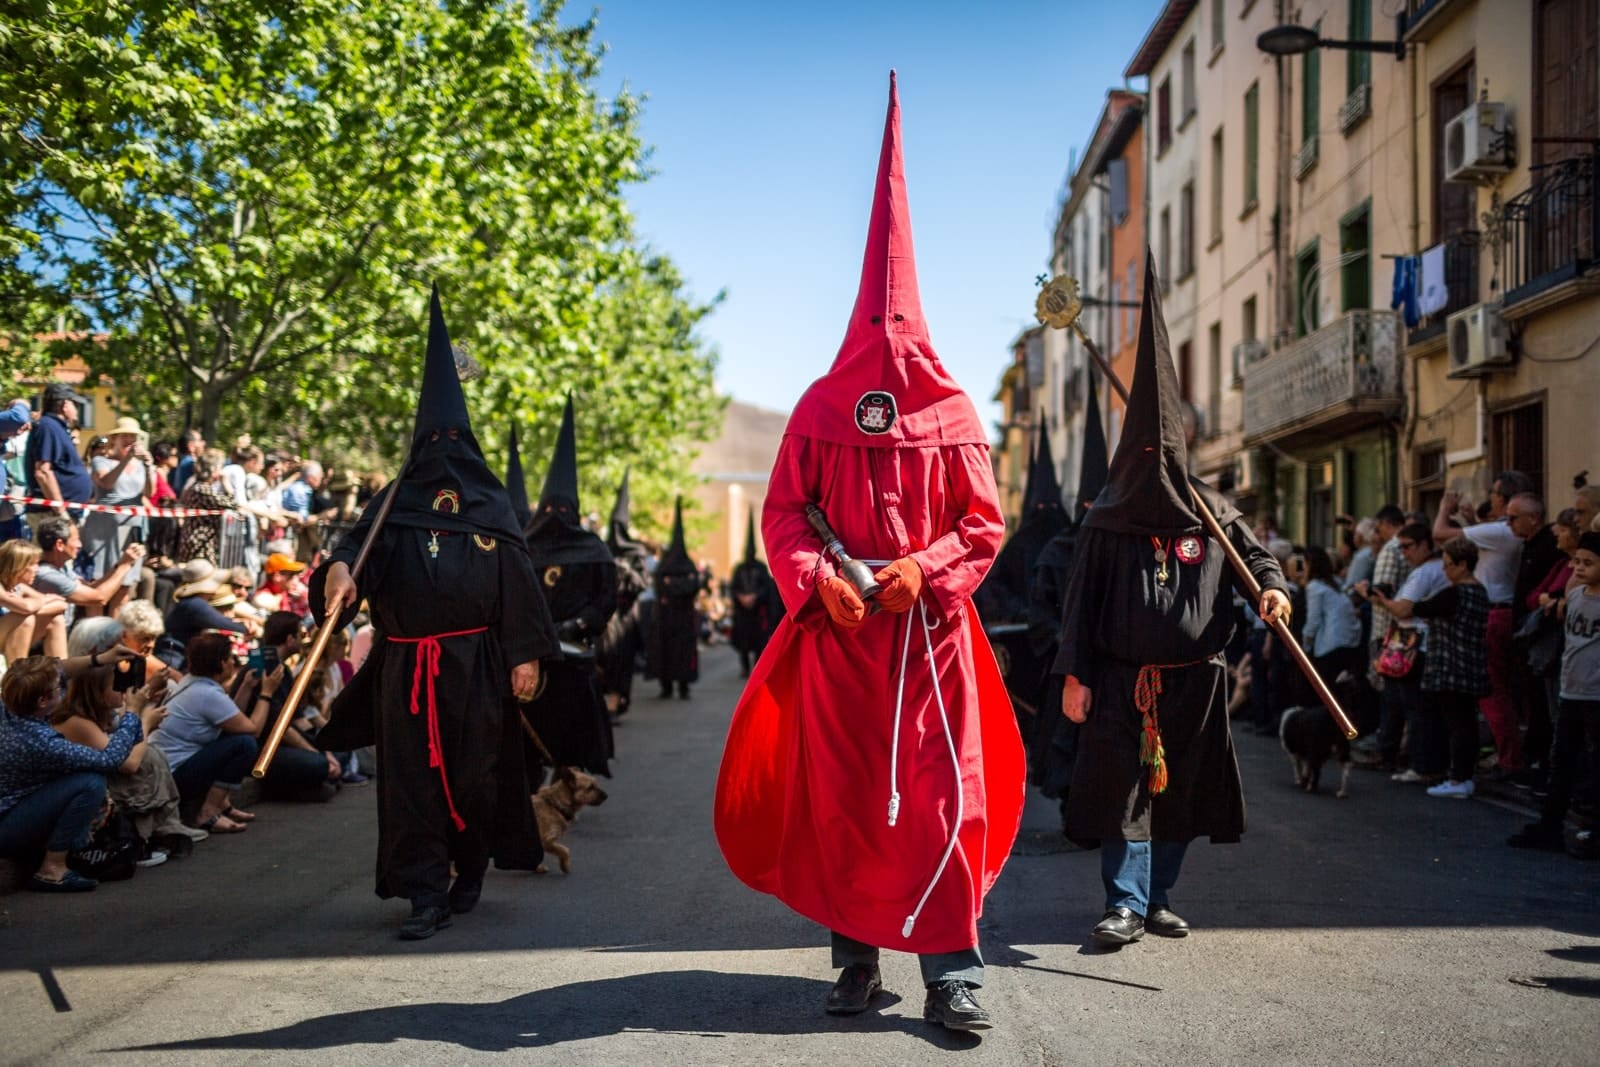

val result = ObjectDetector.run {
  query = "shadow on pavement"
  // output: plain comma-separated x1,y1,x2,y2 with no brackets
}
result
109,970,983,1053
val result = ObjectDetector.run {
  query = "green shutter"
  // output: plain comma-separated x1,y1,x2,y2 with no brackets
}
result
1303,35,1320,141
1244,83,1259,208
1348,0,1371,94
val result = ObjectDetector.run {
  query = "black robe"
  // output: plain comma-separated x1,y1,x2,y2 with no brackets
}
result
1026,524,1078,798
728,560,782,659
598,550,649,710
649,567,700,684
316,520,557,903
1052,502,1285,846
523,532,617,777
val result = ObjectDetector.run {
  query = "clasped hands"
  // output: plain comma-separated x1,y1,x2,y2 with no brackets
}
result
817,557,923,630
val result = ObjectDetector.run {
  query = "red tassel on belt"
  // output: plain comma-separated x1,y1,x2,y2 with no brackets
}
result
387,626,489,831
1132,657,1213,796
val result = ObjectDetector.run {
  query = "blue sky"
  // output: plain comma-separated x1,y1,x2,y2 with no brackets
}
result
573,1,1164,431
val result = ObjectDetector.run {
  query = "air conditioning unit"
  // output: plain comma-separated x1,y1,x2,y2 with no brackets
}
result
1233,449,1266,493
1444,102,1514,183
1446,303,1511,378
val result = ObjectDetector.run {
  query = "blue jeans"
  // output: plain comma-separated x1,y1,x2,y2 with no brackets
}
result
830,930,984,988
1101,838,1189,915
170,734,259,803
0,772,107,856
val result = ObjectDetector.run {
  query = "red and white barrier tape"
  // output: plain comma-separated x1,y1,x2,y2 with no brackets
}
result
6,495,231,517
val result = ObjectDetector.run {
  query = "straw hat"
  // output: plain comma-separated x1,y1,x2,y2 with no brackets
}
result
208,589,239,610
174,559,221,599
109,416,145,439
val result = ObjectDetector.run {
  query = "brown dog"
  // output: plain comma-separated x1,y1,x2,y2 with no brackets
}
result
532,767,608,874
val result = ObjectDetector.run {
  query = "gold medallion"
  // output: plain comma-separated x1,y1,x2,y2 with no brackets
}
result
543,564,563,588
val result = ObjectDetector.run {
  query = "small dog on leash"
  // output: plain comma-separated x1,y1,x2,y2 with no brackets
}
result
1278,673,1365,799
532,767,609,874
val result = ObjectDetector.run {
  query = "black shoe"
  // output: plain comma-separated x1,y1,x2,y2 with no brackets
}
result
399,903,452,941
1146,906,1190,937
448,876,484,914
922,980,993,1031
678,684,691,700
824,963,882,1015
658,686,673,699
1092,907,1145,946
1507,822,1566,852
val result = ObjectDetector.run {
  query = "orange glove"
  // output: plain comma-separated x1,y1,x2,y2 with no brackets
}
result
817,576,867,630
873,557,924,613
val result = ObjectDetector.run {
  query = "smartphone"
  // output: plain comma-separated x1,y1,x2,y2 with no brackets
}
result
127,526,143,545
112,655,147,693
246,646,280,673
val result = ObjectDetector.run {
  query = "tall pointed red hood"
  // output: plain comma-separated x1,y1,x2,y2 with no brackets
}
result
786,72,988,449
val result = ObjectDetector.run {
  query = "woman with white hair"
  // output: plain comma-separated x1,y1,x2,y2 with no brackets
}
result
54,617,206,853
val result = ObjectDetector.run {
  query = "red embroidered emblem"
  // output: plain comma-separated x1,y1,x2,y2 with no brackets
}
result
1175,535,1204,564
854,391,897,435
432,489,461,514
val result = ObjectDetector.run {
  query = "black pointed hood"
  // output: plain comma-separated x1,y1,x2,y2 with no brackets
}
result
537,394,580,516
368,285,524,546
1076,368,1109,519
1022,413,1063,515
526,392,611,569
742,511,758,564
657,496,697,579
1083,255,1204,537
505,425,532,529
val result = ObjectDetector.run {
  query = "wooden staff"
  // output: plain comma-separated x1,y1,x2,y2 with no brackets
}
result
1036,277,1357,740
252,456,409,778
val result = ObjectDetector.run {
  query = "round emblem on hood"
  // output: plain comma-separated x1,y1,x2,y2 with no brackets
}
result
854,391,898,435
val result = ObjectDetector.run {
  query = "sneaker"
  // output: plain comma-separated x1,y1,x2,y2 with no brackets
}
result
1391,768,1426,783
340,772,371,785
135,847,169,868
1426,779,1475,799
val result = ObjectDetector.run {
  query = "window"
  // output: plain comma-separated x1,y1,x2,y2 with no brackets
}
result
1238,295,1257,383
1492,399,1546,501
1207,322,1222,436
1157,77,1172,154
1211,0,1225,53
1179,182,1195,276
1160,207,1172,289
1178,340,1194,405
1302,27,1320,144
1414,442,1446,517
1210,128,1224,243
1296,240,1320,337
1347,0,1371,95
1108,158,1129,224
1433,58,1476,241
1181,40,1197,122
1243,82,1260,210
1339,203,1371,312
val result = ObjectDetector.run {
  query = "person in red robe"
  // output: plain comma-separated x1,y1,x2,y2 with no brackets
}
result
713,72,1025,1034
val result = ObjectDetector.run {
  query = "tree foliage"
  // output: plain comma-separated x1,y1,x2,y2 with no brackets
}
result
1,0,724,529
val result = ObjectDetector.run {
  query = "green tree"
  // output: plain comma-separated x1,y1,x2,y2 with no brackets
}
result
1,0,723,513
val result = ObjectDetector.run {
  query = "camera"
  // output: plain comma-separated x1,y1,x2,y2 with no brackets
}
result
112,655,147,693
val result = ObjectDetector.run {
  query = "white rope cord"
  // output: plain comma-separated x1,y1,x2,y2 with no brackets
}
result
861,558,962,940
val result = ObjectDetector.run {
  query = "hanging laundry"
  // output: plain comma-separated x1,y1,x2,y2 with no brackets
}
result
1418,243,1448,317
1390,255,1419,328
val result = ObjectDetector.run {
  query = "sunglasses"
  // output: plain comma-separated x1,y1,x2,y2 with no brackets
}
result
1397,540,1417,550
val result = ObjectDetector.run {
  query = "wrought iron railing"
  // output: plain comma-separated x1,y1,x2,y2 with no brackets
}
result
1244,310,1402,440
1499,150,1598,305
1407,229,1479,345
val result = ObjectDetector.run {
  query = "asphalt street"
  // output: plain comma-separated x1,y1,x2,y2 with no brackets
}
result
3,643,1599,1066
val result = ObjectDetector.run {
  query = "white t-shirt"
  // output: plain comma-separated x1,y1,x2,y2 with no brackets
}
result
149,675,241,769
1461,519,1522,605
1396,558,1451,651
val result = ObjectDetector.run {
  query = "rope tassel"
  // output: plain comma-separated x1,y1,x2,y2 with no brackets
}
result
1134,664,1170,795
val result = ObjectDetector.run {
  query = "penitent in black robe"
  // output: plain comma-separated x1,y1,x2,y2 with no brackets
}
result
1052,483,1285,846
728,560,782,667
1026,524,1078,799
649,570,700,685
317,520,557,903
524,527,617,777
598,550,649,712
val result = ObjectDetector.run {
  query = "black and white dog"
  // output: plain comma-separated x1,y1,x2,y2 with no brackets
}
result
1278,672,1370,799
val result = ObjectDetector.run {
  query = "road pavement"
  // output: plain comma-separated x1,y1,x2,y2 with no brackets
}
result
3,643,1598,1065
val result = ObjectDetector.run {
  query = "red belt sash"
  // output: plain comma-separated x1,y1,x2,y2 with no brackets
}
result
1132,656,1214,796
386,626,489,831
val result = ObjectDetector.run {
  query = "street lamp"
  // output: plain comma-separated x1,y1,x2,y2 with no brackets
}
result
1256,23,1404,59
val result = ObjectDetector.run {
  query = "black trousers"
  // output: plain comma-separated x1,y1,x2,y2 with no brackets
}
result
1433,690,1481,783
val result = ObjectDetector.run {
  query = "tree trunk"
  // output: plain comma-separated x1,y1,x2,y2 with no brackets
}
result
198,380,227,444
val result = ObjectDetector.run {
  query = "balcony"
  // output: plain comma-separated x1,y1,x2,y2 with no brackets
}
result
1406,229,1479,348
1499,151,1598,307
1244,310,1403,446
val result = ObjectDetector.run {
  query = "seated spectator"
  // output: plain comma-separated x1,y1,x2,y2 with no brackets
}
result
56,618,203,854
1411,538,1493,800
162,560,248,652
149,633,278,833
0,654,141,892
257,553,310,618
116,598,181,684
1303,545,1364,684
0,539,69,661
243,611,342,799
31,514,146,626
176,448,238,564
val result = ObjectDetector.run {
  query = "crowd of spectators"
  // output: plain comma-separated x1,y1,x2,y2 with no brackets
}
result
0,389,372,893
1232,471,1600,859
